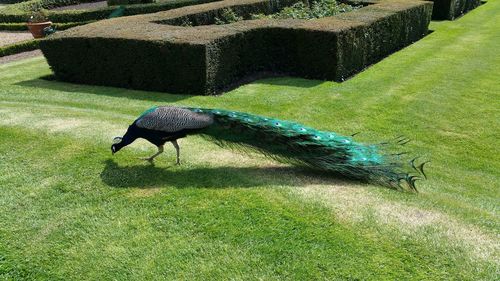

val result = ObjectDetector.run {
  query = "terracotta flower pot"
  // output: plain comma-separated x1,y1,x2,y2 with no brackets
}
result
27,21,52,38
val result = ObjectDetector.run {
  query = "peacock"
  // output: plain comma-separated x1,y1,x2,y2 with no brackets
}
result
111,106,427,191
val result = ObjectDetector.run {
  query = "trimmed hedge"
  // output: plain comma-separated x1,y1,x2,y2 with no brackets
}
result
0,39,39,57
0,0,218,23
107,0,154,6
429,0,481,20
0,0,30,3
40,0,433,95
0,0,102,22
0,21,92,30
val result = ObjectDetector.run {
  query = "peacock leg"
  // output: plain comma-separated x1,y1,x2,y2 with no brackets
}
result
171,140,180,165
141,145,164,163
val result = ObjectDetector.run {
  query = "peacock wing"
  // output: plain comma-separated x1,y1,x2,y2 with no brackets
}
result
135,106,213,133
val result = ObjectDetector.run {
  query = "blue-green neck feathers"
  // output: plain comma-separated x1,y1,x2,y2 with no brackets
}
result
137,106,158,121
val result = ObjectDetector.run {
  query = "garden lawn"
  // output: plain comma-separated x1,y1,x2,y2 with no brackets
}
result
0,1,499,280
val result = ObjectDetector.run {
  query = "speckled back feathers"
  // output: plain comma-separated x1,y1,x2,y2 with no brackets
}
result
135,106,213,132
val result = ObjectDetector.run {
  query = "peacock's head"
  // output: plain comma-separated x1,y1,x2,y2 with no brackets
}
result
111,136,123,155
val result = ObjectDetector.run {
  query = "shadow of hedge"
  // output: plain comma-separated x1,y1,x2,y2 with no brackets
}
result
16,76,192,103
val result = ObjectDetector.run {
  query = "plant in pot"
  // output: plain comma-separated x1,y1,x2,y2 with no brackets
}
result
27,10,52,39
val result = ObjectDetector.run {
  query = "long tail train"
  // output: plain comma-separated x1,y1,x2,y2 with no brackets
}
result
186,107,428,192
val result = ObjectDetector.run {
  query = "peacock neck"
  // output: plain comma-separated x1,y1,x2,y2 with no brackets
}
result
119,125,139,148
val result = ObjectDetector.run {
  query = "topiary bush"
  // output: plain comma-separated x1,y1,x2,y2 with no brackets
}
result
40,0,433,95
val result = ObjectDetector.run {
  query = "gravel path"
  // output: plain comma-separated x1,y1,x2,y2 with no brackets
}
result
0,50,43,65
0,31,33,47
51,1,108,11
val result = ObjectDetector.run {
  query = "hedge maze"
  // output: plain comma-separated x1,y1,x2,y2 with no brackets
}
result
40,0,433,95
0,0,482,26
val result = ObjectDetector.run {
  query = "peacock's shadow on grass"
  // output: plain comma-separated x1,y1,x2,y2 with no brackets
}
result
100,159,360,189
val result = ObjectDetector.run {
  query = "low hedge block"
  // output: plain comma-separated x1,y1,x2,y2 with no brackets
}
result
42,37,208,93
40,0,433,95
0,21,93,30
0,39,39,57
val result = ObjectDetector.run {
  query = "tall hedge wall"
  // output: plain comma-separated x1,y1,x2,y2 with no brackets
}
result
40,0,433,95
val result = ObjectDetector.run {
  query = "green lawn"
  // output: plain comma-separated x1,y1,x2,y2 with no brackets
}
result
0,1,499,280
